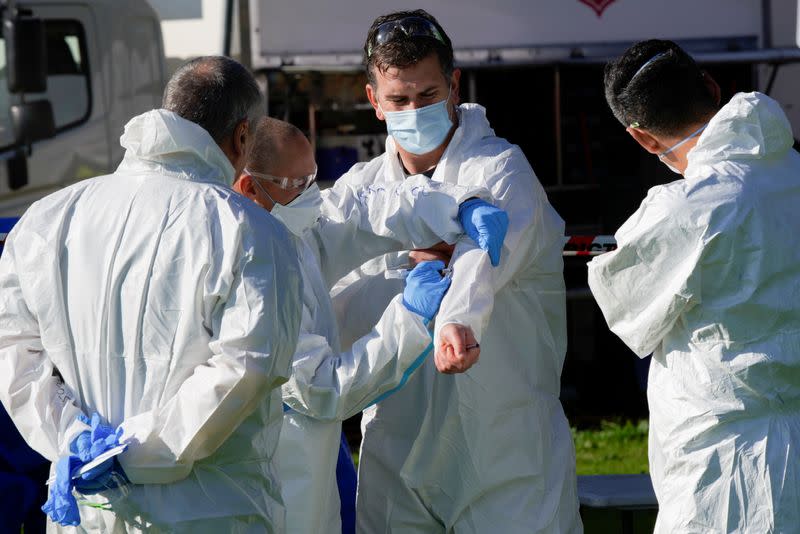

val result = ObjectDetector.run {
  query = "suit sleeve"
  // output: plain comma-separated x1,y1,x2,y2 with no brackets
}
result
118,222,303,484
282,294,431,421
314,174,489,288
587,189,703,357
433,150,557,345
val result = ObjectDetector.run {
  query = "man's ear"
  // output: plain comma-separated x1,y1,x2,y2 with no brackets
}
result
366,83,384,121
626,126,663,155
450,68,462,105
234,174,256,200
233,119,249,159
702,71,722,107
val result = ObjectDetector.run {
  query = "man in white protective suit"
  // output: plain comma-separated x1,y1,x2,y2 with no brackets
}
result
589,39,800,533
233,116,509,534
0,56,304,533
324,9,582,534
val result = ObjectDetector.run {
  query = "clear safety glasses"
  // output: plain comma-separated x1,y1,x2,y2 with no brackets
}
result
367,16,446,56
244,166,317,192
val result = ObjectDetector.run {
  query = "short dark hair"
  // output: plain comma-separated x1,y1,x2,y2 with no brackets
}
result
604,40,718,137
162,56,263,144
363,9,454,88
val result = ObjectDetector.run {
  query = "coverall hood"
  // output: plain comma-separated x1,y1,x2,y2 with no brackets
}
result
688,91,794,169
119,109,236,187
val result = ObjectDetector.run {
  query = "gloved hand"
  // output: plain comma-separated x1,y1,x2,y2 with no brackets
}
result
41,454,82,526
457,198,509,267
71,413,127,494
42,413,128,526
402,260,452,321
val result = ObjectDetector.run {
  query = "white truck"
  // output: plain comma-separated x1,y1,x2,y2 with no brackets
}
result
0,0,165,216
237,0,800,184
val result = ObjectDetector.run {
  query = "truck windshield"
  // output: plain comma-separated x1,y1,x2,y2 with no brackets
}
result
0,20,90,152
0,39,14,149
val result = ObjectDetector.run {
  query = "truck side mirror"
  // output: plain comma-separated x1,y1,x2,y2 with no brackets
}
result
3,17,47,93
11,100,55,147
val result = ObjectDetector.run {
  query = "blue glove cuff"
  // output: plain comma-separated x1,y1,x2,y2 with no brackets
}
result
457,197,484,221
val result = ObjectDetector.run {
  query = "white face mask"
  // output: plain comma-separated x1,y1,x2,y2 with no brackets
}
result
269,183,322,236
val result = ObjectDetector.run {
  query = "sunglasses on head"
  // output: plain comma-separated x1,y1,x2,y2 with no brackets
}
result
368,16,445,57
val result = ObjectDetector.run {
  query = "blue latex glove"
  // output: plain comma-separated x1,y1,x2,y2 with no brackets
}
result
402,260,452,321
74,457,128,495
41,413,127,525
72,413,126,495
41,455,82,526
72,413,120,462
457,198,509,267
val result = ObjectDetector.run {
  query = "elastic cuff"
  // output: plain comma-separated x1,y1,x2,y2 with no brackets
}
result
457,197,483,219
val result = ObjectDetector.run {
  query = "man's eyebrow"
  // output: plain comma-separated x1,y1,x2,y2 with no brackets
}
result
383,84,441,99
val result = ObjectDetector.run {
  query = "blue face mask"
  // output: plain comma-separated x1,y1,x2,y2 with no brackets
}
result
380,89,453,155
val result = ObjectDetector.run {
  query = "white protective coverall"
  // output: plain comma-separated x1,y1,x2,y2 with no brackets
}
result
325,104,582,533
276,175,491,534
587,92,800,533
0,110,303,533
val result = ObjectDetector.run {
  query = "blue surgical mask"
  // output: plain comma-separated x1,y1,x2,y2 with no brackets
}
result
380,89,453,155
658,122,708,173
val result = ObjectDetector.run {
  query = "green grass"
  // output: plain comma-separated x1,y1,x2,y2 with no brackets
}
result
352,418,649,475
572,419,649,475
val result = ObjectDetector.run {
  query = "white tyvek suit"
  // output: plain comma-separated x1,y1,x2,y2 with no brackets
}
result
587,92,800,533
0,110,303,533
326,104,581,533
276,176,489,534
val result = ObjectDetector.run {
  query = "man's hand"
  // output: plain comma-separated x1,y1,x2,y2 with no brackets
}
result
457,198,509,267
409,241,455,267
435,323,480,374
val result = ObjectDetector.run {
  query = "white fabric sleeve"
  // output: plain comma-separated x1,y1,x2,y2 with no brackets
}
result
587,190,703,358
315,174,489,288
433,154,550,345
0,229,87,463
281,294,432,421
118,230,303,484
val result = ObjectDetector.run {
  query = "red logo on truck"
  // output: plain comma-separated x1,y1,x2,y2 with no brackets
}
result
579,0,616,17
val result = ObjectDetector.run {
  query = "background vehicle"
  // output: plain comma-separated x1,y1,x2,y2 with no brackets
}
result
0,0,165,216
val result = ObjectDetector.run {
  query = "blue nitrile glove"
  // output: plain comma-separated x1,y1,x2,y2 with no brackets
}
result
42,413,128,526
457,198,509,267
41,454,82,526
72,413,119,462
71,413,127,495
402,260,452,321
74,456,128,495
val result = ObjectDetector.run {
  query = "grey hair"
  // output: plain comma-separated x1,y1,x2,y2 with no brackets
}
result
162,56,263,143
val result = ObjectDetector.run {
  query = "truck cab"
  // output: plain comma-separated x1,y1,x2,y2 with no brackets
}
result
0,0,165,216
